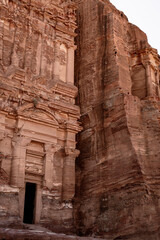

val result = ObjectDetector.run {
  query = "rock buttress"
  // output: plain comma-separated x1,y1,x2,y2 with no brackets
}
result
74,0,160,239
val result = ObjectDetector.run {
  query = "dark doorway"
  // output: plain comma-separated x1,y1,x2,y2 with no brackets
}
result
23,182,36,224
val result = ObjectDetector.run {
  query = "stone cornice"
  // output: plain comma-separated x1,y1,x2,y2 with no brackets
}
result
52,81,78,98
0,75,78,100
55,25,77,37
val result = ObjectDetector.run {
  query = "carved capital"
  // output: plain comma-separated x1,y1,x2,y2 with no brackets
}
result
12,136,31,148
65,147,80,158
45,143,61,154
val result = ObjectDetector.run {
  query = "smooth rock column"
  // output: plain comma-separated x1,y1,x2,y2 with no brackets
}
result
145,63,153,96
155,69,160,97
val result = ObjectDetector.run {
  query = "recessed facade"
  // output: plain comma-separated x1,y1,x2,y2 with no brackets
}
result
0,0,81,232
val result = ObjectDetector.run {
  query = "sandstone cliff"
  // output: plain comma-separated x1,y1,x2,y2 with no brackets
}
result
0,0,160,239
74,1,160,239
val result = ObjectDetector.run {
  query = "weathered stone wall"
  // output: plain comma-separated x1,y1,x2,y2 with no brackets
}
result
0,0,81,233
0,186,20,223
74,0,160,239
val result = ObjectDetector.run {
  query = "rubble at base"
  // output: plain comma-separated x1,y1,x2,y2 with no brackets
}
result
0,226,104,240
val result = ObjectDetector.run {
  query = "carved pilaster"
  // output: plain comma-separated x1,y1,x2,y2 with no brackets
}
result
11,136,31,187
53,41,61,81
62,147,80,200
44,143,61,190
66,47,75,84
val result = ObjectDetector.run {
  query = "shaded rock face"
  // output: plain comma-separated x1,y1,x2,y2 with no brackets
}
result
74,0,160,239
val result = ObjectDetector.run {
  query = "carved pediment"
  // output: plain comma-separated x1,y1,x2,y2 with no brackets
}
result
24,109,59,125
17,103,59,126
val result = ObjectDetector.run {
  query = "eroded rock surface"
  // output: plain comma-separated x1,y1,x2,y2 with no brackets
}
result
74,0,160,239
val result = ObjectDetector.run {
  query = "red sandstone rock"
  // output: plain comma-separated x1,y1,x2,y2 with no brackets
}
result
0,0,81,234
74,0,160,239
1,0,160,239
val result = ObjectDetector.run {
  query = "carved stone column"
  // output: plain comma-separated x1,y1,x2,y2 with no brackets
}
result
62,147,80,200
44,143,61,190
11,136,31,187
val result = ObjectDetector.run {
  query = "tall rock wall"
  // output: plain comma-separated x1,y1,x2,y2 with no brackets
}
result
74,0,160,239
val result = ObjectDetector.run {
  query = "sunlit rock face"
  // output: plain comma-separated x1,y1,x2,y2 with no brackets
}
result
0,0,81,233
74,0,160,239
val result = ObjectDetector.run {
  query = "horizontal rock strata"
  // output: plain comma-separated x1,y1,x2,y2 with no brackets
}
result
74,0,160,239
